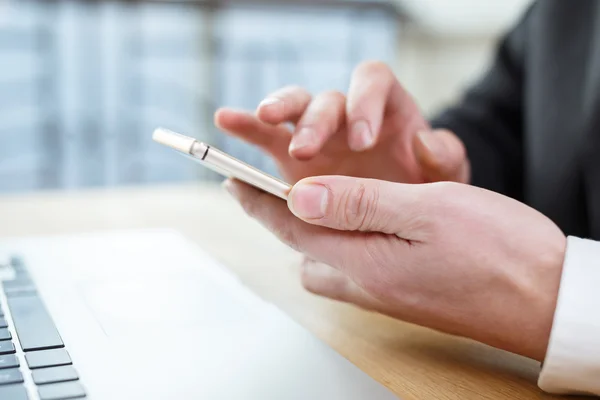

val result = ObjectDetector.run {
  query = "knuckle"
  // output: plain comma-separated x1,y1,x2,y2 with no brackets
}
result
297,92,346,134
359,272,385,299
319,90,346,103
269,85,311,115
286,87,310,115
274,225,301,252
438,129,468,165
336,184,380,231
354,60,392,78
239,190,270,220
347,62,395,119
451,139,467,165
240,197,260,218
281,85,310,101
454,137,468,164
300,277,315,294
425,182,462,217
300,263,349,302
430,180,461,193
282,84,307,94
300,265,320,294
308,91,346,127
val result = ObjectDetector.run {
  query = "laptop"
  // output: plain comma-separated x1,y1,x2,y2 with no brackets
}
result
0,229,399,399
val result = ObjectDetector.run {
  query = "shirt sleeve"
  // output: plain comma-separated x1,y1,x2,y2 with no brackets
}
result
538,236,600,396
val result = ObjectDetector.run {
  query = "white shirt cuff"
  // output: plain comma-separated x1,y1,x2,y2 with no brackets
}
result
538,236,600,396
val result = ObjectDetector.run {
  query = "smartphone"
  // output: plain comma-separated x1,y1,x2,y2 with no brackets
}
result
152,128,291,200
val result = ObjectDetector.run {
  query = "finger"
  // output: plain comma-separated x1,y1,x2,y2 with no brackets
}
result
300,261,381,311
301,255,317,265
289,91,346,160
413,128,471,183
223,178,365,270
256,86,312,125
214,108,289,155
301,260,352,302
346,61,412,151
287,175,429,241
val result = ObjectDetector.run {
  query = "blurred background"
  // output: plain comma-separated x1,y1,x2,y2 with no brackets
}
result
0,0,531,193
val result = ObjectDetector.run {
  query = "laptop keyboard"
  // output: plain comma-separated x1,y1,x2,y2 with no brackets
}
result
0,257,86,400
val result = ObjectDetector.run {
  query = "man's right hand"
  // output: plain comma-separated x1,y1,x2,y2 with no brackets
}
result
215,61,470,185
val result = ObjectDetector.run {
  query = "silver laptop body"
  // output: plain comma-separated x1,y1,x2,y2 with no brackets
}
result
0,229,398,400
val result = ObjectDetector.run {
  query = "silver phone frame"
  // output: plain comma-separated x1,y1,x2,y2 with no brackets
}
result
154,128,291,200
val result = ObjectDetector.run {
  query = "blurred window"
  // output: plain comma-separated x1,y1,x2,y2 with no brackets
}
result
0,0,399,193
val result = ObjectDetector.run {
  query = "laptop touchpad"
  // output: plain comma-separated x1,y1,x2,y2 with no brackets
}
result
80,273,257,339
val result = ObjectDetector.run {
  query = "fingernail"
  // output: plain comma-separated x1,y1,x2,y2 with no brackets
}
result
258,98,283,114
350,120,373,151
290,127,315,152
259,97,281,107
418,130,442,155
289,183,329,219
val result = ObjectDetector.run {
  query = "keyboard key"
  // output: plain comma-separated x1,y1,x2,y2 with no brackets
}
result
3,279,34,290
10,258,29,279
32,366,78,385
38,381,86,400
10,257,24,269
0,317,7,328
6,296,63,351
0,329,12,341
25,349,71,369
13,269,30,279
0,385,29,400
0,341,15,355
4,280,37,298
0,368,23,385
0,355,19,370
5,287,37,298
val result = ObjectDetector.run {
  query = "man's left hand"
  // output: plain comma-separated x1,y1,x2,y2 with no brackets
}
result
225,176,566,362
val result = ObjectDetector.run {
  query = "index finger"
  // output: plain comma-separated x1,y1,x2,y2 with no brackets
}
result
256,86,312,125
346,61,410,151
214,108,289,156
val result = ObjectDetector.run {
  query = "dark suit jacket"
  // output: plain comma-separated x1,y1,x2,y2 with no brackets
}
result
432,0,600,239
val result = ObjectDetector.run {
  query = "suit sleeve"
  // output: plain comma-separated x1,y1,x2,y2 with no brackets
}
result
430,4,537,202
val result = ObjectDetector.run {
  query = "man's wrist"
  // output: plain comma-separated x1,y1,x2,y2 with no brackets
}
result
529,234,566,362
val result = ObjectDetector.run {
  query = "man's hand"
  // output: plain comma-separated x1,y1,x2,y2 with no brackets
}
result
215,61,470,185
224,177,567,362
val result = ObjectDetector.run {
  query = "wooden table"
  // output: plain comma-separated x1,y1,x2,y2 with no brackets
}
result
0,184,588,400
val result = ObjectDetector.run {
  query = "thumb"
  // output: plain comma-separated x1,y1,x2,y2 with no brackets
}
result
287,176,426,239
414,128,470,183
